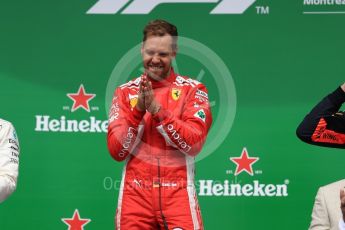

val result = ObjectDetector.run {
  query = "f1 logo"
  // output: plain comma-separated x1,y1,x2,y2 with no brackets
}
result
87,0,256,14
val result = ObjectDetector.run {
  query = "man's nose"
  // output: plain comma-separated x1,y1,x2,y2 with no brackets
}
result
151,54,160,63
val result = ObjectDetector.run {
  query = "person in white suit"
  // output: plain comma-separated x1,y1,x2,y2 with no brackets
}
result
0,118,20,203
309,180,345,230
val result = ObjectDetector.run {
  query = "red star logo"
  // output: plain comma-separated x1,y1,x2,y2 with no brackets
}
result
67,85,96,112
230,147,259,176
62,209,91,230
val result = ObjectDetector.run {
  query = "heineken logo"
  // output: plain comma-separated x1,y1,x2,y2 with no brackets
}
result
67,84,96,112
62,209,91,229
198,180,289,197
230,147,259,176
198,147,290,197
35,116,108,133
34,84,107,133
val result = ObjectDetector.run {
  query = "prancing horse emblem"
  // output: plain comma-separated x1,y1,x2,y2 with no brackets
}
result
172,88,181,101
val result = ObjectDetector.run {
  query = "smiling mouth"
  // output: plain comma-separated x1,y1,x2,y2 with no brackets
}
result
148,65,163,71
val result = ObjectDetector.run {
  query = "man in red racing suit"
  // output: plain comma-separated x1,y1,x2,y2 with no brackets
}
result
107,20,212,230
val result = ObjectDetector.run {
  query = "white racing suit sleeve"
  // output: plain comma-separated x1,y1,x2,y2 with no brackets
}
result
0,121,20,203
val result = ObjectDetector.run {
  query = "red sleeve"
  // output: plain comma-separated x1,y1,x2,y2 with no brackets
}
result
153,84,212,156
107,87,145,161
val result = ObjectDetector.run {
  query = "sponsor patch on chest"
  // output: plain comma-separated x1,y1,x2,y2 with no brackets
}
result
129,94,138,108
171,88,182,101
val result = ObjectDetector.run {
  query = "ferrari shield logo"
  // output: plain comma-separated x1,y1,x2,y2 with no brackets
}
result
172,88,181,101
129,94,138,108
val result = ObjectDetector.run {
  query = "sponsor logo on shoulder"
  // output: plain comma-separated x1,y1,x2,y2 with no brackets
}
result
13,130,17,140
194,109,206,122
196,89,208,99
195,95,208,103
187,78,200,86
109,96,119,123
120,77,141,88
175,76,200,87
175,76,188,85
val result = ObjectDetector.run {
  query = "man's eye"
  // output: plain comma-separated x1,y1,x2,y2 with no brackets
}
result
145,50,155,56
159,53,169,57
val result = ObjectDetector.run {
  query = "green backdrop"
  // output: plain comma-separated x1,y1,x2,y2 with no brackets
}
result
1,0,345,229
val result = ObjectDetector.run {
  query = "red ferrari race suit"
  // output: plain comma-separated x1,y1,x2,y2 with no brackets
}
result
296,86,345,148
107,68,212,230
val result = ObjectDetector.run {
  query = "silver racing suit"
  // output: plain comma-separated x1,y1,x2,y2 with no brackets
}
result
0,118,20,203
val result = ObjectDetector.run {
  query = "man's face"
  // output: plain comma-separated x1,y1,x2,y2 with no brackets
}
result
141,34,176,81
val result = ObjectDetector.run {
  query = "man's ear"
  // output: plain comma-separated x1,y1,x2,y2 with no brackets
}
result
141,44,144,56
172,48,177,58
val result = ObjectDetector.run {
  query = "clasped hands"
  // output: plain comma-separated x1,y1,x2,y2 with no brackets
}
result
135,75,161,115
